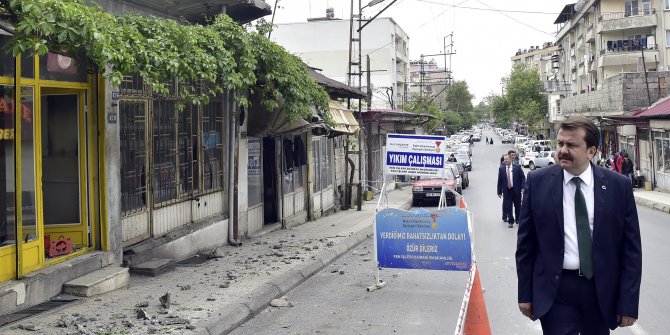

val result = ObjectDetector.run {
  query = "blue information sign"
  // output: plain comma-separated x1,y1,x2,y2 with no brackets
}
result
375,208,471,271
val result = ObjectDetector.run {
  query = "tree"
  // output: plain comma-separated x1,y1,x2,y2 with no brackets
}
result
400,94,443,134
488,94,512,127
504,63,546,134
443,80,476,129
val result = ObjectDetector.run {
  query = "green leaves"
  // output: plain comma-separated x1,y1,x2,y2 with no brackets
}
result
1,0,329,122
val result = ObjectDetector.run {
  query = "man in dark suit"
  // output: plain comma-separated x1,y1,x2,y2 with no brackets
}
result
497,154,525,228
516,117,642,334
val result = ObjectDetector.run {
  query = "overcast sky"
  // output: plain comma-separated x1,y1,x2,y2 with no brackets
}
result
268,0,573,104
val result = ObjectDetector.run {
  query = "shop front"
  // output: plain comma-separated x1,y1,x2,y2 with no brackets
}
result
0,34,104,284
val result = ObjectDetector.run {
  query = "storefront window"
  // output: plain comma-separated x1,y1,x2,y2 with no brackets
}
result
655,131,670,174
39,52,88,83
0,85,15,247
248,137,262,207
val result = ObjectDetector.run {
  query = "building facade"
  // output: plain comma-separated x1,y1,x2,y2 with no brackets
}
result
271,17,410,109
551,0,670,191
408,59,450,110
0,0,272,316
511,42,561,138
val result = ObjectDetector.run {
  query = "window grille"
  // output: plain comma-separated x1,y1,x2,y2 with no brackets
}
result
120,100,147,214
201,100,224,191
152,98,178,205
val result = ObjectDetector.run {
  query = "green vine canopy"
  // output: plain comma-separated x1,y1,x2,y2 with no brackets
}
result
0,0,330,122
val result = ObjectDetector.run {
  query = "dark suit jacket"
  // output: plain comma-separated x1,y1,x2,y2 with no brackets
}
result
516,163,642,330
497,164,525,197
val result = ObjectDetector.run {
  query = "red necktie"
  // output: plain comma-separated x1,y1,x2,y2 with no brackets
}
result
507,166,512,189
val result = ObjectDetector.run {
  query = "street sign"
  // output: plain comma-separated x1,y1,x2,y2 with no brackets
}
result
375,208,471,271
384,134,447,177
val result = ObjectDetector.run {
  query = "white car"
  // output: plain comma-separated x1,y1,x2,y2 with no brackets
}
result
521,152,539,167
529,151,556,170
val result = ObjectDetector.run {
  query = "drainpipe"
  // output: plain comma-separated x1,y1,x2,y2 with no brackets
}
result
228,91,241,246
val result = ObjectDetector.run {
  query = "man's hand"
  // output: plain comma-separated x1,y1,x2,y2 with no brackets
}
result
617,315,636,327
498,194,502,198
519,302,533,319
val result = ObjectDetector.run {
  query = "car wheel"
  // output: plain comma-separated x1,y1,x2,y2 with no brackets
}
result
548,162,553,166
529,161,536,170
412,198,420,207
457,187,462,194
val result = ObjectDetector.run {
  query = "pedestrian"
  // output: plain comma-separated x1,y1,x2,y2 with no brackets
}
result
508,149,520,165
497,154,525,227
516,116,641,334
486,136,489,144
615,150,625,174
612,151,620,173
489,138,494,145
621,153,634,185
606,153,615,170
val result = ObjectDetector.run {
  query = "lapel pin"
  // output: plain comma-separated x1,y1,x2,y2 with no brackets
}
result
602,185,606,190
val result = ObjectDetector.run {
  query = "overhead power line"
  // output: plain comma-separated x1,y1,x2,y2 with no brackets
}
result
416,0,560,15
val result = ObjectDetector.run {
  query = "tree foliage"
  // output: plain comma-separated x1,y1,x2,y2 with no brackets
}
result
493,63,546,133
1,0,329,121
399,94,443,134
444,80,476,131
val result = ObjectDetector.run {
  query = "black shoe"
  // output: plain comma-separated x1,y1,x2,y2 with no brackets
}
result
508,223,514,228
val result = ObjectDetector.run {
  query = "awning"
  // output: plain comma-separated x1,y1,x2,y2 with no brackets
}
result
554,4,577,24
327,101,360,135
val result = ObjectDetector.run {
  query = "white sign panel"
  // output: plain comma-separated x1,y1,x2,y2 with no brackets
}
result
385,134,447,177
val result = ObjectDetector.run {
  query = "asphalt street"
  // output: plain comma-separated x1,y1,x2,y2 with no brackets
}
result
231,129,670,335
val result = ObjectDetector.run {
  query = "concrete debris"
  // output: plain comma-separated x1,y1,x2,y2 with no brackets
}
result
219,281,231,288
160,316,191,325
362,258,371,262
135,301,150,308
209,246,227,258
18,324,40,331
206,296,216,301
272,244,283,249
136,308,149,320
57,314,77,327
326,241,334,247
147,326,160,334
313,245,319,250
179,284,192,290
339,270,345,275
122,319,135,328
159,292,171,308
270,298,291,308
227,271,239,280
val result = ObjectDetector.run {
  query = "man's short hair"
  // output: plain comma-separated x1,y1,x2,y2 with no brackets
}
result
559,116,600,149
508,149,516,155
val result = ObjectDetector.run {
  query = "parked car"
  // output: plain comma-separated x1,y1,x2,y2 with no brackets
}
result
448,162,469,189
501,135,512,144
472,134,482,142
411,168,458,207
521,151,539,168
529,151,556,170
454,153,472,171
445,163,463,194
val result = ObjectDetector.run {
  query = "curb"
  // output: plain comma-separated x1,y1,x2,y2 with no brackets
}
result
634,196,670,214
196,198,413,335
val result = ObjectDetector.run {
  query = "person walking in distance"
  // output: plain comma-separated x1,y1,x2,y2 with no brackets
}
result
516,116,642,334
621,153,635,185
497,154,525,228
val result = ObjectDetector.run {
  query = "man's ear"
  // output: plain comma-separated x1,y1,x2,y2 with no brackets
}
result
588,146,597,159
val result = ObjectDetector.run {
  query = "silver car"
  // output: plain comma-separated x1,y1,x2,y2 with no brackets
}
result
529,151,556,170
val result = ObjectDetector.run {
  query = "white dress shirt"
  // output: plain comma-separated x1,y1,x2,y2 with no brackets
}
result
507,165,513,188
562,164,595,270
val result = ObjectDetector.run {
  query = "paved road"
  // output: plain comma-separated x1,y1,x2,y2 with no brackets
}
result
476,129,670,334
229,236,468,335
232,130,669,334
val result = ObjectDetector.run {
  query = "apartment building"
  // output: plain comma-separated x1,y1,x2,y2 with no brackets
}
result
551,0,670,190
511,42,561,138
408,59,450,109
272,15,410,109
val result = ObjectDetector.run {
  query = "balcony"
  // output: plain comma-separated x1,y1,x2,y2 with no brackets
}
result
598,9,657,32
558,71,670,117
586,25,595,42
598,42,659,68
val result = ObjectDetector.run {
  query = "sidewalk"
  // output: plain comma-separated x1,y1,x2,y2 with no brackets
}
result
1,188,413,335
633,188,670,214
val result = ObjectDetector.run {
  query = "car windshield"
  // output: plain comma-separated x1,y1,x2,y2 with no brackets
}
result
455,154,469,161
